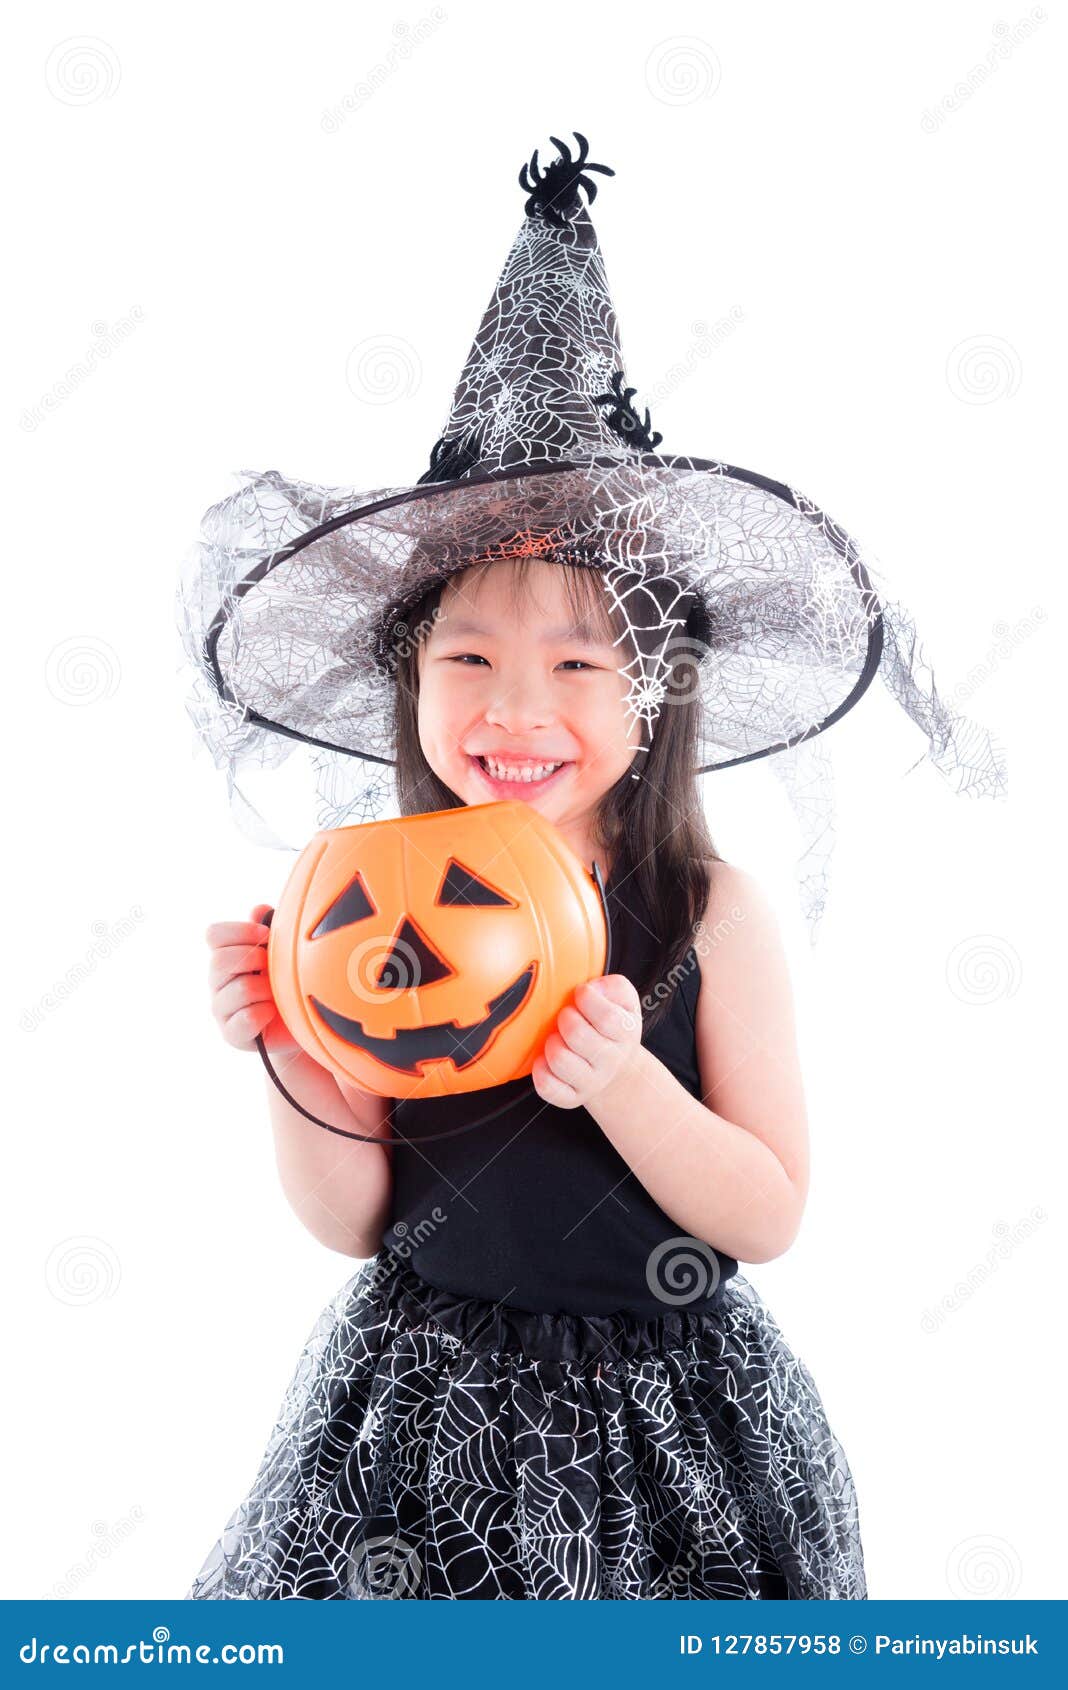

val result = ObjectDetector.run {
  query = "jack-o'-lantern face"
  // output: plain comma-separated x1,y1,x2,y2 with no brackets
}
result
308,855,535,1073
268,801,608,1100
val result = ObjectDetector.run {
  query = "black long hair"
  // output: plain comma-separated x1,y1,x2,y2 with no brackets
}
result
386,555,724,1033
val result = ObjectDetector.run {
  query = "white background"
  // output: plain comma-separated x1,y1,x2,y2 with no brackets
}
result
4,0,1062,1602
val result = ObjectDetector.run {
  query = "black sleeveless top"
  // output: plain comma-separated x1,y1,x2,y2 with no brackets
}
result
382,865,738,1316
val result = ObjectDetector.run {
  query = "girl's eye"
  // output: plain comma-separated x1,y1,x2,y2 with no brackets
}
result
445,655,597,671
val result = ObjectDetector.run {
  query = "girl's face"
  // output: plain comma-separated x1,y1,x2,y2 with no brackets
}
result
416,560,641,861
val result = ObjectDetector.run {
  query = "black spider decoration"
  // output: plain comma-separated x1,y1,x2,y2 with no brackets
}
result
593,370,663,452
518,132,614,229
417,430,484,486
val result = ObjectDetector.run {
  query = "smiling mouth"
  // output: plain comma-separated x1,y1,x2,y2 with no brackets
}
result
309,964,536,1075
468,754,573,792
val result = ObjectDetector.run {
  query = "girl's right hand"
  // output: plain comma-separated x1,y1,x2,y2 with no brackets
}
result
207,902,298,1058
207,904,392,1166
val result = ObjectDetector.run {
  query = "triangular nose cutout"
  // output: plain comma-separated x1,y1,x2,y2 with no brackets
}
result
374,918,454,991
437,859,515,908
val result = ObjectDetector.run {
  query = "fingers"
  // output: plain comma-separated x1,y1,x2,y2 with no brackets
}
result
219,996,278,1052
555,1003,602,1062
574,976,641,1037
213,972,275,1024
206,905,278,1051
212,966,278,1052
209,940,270,990
206,919,271,951
531,1052,580,1109
542,1031,594,1089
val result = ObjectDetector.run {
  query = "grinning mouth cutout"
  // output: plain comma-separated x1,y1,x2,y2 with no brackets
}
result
309,964,536,1076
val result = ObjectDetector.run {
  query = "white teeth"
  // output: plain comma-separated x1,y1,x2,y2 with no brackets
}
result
481,757,563,783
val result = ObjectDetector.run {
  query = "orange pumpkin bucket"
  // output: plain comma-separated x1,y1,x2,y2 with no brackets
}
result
268,800,610,1099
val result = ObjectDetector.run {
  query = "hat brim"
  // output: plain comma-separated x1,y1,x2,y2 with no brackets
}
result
197,453,884,775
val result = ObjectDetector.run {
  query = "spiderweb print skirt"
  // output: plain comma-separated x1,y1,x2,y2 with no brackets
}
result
186,1252,867,1600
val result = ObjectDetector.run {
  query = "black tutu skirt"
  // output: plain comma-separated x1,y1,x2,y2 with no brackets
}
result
186,1252,867,1600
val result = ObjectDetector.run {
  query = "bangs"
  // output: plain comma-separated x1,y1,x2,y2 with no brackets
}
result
437,553,625,651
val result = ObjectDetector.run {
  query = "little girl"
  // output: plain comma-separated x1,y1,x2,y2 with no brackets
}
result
180,129,1002,1602
188,546,867,1601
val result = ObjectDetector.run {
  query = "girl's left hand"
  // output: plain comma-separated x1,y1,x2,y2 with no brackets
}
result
531,974,644,1109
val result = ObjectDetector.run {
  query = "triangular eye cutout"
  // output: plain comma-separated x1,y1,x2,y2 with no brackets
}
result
375,919,453,989
310,872,375,938
435,859,516,908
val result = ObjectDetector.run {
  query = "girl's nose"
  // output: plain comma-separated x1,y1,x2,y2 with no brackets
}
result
483,678,554,734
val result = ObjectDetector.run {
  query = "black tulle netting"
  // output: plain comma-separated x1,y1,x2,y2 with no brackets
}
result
186,1253,867,1601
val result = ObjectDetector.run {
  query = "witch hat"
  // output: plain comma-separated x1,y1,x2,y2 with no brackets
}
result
177,131,1006,925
